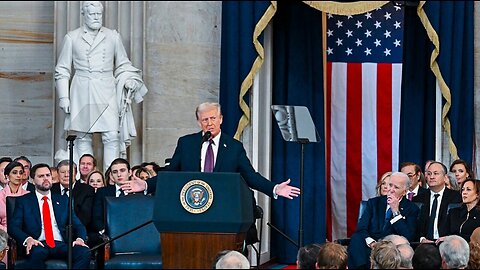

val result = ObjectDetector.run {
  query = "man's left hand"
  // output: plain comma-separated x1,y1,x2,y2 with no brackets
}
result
275,179,301,199
125,79,139,91
72,238,88,247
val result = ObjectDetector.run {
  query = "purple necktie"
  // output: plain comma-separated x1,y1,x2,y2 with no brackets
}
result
204,140,214,172
407,192,414,201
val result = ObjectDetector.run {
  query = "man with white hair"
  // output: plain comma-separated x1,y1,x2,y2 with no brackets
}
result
215,250,250,269
439,235,469,269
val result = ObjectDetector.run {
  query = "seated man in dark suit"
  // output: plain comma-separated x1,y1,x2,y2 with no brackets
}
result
8,163,90,269
413,161,462,244
400,162,429,200
51,160,96,247
347,172,419,269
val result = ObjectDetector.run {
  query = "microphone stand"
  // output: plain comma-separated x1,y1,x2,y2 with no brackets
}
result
66,135,76,270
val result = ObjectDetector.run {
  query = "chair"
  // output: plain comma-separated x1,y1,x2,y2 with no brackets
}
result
247,205,264,269
6,196,68,269
335,200,367,246
102,194,162,269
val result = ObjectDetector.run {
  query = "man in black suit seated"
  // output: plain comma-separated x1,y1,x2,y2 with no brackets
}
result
123,102,301,246
413,161,462,244
50,160,96,246
347,172,420,269
400,162,429,200
9,163,90,269
92,158,139,233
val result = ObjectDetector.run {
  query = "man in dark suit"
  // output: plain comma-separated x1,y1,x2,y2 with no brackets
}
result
50,160,95,246
413,161,462,243
92,158,136,233
347,172,420,269
124,102,300,246
400,162,429,200
125,101,300,199
9,163,90,269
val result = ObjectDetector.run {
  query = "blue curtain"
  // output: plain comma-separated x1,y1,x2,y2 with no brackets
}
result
398,5,437,166
422,1,474,165
219,1,270,136
270,2,325,263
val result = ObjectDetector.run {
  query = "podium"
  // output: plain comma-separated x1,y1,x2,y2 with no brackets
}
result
153,171,254,269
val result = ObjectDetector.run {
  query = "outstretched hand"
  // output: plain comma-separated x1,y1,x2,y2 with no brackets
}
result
121,174,147,193
275,179,301,199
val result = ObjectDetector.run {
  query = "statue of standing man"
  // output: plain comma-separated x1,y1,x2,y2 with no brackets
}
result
55,1,148,170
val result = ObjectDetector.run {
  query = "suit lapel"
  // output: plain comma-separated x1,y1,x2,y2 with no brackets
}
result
28,193,42,228
91,28,106,51
214,134,227,172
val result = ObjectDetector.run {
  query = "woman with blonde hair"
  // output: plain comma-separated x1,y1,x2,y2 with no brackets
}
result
375,171,392,197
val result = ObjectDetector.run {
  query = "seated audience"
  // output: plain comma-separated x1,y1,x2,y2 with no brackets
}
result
369,240,401,269
78,154,97,184
296,243,322,269
400,162,429,200
214,250,250,269
412,243,441,269
414,161,462,244
50,166,59,184
438,235,469,269
445,172,460,191
0,157,12,191
8,163,91,268
315,242,347,269
347,172,419,269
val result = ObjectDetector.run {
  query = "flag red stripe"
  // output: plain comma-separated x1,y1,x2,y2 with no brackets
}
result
376,64,393,179
346,63,363,236
326,61,333,241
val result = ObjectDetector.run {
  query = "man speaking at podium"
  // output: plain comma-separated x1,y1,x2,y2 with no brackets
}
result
125,102,301,241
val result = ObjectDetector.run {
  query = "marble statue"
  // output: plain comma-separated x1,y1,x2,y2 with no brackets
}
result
55,1,148,170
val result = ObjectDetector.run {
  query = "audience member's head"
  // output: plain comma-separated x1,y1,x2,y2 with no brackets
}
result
412,243,441,269
471,227,480,244
315,242,347,269
0,157,12,186
382,234,409,246
438,235,469,269
370,240,401,269
214,250,250,269
468,241,480,269
397,243,414,269
296,243,322,269
212,250,230,269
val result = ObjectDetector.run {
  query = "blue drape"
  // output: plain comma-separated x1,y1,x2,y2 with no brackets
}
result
219,1,270,136
422,1,474,165
270,2,325,263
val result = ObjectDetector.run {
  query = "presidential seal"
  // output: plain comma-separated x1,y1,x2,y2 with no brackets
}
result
180,179,213,214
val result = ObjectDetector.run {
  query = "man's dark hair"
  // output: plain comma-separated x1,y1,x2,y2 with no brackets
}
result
14,155,31,168
30,163,51,179
0,157,12,165
297,243,322,269
79,153,97,167
140,161,161,172
110,158,130,170
412,243,441,269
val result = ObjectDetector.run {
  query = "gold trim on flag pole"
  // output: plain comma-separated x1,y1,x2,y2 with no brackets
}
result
417,1,459,160
234,1,277,140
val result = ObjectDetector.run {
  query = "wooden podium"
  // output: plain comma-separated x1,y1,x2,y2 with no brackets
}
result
153,172,254,269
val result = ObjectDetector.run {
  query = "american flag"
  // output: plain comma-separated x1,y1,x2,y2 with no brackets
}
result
325,2,405,241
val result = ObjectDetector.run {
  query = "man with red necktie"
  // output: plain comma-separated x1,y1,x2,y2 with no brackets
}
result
8,163,90,269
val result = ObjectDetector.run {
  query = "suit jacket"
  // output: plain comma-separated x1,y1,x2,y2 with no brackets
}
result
413,187,462,240
446,204,480,242
347,195,420,269
146,131,276,196
92,185,116,232
51,182,95,230
9,192,87,245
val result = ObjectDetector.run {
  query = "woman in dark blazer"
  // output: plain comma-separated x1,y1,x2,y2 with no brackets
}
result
438,178,480,243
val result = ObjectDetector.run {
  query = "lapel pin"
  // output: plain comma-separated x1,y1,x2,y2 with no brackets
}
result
224,144,227,148
56,202,59,205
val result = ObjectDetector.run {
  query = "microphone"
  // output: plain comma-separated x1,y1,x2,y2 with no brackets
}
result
201,131,212,143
